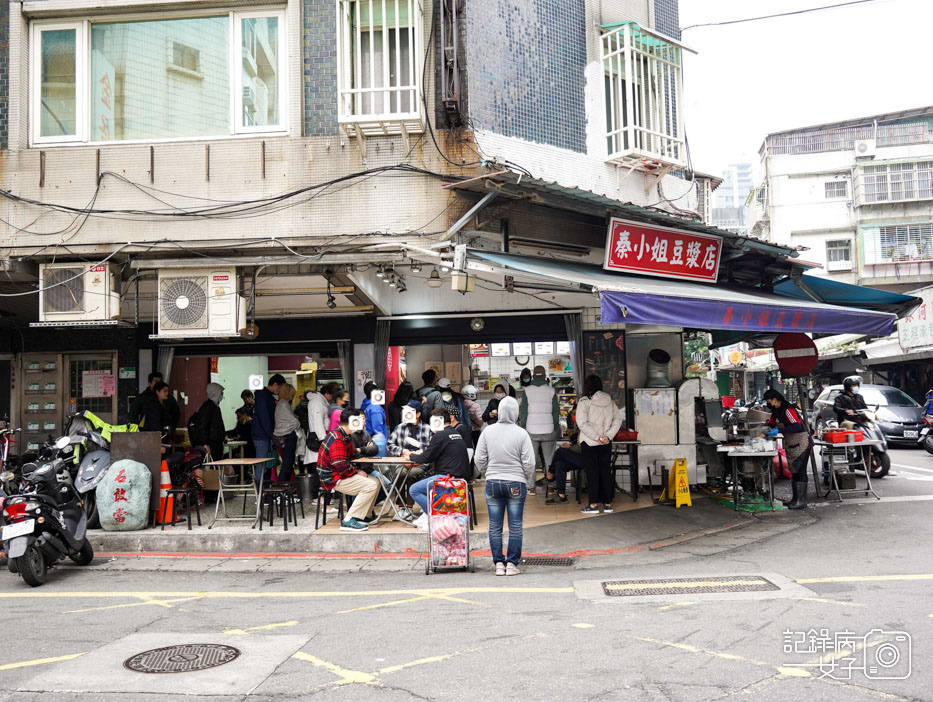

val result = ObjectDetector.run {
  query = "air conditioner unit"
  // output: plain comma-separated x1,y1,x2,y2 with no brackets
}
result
854,139,876,159
243,86,255,107
157,268,247,338
827,259,853,272
38,263,121,323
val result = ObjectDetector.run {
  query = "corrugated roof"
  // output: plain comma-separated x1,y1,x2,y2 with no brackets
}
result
445,170,800,260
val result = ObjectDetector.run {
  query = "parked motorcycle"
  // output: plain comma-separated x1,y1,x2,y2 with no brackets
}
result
820,406,891,480
2,453,93,587
64,411,138,528
920,414,933,454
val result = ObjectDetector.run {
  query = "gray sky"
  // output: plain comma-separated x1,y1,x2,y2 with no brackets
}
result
679,0,933,179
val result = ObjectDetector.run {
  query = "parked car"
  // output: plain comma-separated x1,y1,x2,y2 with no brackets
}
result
811,384,924,445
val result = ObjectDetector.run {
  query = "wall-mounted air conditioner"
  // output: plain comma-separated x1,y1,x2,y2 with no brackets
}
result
854,139,876,159
157,268,247,338
38,263,121,323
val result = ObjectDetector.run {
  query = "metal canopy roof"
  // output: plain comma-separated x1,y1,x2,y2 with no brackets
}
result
445,170,803,263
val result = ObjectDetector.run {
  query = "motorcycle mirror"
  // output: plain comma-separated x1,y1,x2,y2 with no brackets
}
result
55,436,71,450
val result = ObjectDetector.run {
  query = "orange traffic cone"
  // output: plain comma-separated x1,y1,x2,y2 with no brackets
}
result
154,460,175,525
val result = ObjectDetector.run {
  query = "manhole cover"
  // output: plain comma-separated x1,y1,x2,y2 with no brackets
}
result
602,575,780,597
519,557,574,567
124,644,241,674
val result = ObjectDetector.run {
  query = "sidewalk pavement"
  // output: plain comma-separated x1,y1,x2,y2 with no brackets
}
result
83,497,817,573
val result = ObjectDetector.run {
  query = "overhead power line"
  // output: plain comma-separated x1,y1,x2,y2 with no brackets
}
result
681,0,885,31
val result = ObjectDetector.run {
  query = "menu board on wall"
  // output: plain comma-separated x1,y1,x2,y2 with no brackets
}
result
555,341,571,355
583,331,626,406
534,342,554,355
491,343,511,357
512,342,532,356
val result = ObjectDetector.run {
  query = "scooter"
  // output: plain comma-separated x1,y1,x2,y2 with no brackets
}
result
820,407,891,480
66,411,138,528
920,414,933,454
2,450,94,587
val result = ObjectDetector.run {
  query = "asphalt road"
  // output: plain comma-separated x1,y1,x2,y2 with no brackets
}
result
0,447,930,701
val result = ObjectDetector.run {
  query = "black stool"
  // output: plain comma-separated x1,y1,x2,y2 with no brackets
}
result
161,486,201,530
258,485,297,531
279,482,305,520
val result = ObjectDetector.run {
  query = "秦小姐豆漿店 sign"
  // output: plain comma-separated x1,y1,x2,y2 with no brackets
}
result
604,218,722,283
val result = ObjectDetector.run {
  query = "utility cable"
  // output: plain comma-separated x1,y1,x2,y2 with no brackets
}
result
681,0,885,31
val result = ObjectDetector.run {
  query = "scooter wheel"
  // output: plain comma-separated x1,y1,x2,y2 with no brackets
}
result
84,493,101,530
69,539,94,566
870,452,891,479
18,546,48,587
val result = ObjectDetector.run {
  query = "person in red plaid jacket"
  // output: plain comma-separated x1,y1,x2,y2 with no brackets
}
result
318,408,381,532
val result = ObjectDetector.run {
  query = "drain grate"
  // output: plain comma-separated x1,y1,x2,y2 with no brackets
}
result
519,557,574,567
601,575,780,597
124,644,241,674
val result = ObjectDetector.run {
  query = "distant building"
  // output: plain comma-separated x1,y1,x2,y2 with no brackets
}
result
712,162,753,234
748,106,933,292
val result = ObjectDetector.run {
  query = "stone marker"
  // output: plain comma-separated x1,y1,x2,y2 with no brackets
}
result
98,459,151,531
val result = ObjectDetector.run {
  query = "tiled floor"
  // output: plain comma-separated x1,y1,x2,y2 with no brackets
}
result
314,481,659,535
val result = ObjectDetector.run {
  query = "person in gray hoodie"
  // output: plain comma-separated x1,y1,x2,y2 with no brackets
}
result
474,396,535,576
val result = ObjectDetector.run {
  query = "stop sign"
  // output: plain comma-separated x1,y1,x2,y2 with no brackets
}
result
773,333,818,377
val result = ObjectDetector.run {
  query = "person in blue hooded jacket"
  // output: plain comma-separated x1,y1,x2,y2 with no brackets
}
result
360,382,388,438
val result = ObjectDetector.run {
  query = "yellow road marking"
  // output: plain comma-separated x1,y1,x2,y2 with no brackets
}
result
224,620,299,635
572,623,595,629
793,596,864,608
428,594,491,607
293,633,546,690
796,574,933,584
292,652,377,686
64,595,204,614
655,601,696,611
0,653,86,671
605,579,765,591
337,595,435,615
636,637,811,678
0,587,575,600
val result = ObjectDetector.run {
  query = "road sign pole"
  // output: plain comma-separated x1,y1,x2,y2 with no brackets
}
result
795,376,824,499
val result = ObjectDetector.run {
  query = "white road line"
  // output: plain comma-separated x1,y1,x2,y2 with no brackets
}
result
891,463,933,473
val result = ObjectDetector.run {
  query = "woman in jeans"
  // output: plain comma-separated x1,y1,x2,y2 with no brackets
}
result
474,396,535,576
576,374,623,514
273,383,300,483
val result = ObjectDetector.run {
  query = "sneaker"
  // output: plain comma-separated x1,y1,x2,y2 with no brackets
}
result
495,562,506,576
339,518,369,532
546,495,569,505
505,563,520,576
361,514,379,524
580,505,600,514
603,504,614,513
412,514,429,532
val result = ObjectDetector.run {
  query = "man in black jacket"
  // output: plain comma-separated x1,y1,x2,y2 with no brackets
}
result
833,376,868,429
404,409,471,530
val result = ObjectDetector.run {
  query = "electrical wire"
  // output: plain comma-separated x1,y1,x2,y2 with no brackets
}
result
681,0,885,31
0,243,132,296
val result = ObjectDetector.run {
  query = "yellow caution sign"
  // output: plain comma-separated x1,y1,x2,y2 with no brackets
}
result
660,458,692,508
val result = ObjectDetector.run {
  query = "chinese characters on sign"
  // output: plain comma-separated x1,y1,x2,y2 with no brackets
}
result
113,469,128,524
898,288,932,351
82,370,116,398
782,628,911,681
604,218,723,283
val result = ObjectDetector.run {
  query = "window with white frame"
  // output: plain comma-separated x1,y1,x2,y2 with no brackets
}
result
824,180,847,199
825,239,852,271
856,161,933,205
32,11,286,145
337,0,424,137
863,223,933,264
600,21,687,168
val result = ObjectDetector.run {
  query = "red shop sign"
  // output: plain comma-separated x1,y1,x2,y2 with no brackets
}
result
604,218,723,283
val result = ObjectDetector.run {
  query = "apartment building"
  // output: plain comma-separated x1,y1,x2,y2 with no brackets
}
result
0,0,727,435
748,106,933,292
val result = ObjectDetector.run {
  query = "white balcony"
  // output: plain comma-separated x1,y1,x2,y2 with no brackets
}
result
853,159,933,207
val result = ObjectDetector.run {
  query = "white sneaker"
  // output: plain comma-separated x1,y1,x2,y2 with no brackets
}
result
412,514,429,532
495,562,506,576
505,563,520,576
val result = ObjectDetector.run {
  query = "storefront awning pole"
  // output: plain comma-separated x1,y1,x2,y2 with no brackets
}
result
447,191,498,239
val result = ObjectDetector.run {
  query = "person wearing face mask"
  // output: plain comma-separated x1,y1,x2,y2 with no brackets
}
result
328,390,349,431
423,378,469,425
190,382,226,461
483,384,509,425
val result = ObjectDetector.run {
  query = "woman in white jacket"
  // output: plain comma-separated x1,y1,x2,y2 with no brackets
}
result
576,375,623,514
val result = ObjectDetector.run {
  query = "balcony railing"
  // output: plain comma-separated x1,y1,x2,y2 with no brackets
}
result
862,223,933,265
767,121,932,156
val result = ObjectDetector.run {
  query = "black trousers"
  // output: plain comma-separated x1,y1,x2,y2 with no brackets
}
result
582,443,613,504
551,447,585,494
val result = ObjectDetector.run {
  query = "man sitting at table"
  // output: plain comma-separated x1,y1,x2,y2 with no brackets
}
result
403,409,472,531
544,432,584,505
318,408,382,532
387,402,431,503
